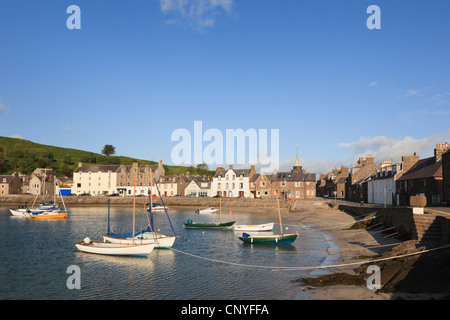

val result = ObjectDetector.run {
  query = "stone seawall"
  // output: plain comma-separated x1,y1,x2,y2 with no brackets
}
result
0,194,293,209
337,204,450,242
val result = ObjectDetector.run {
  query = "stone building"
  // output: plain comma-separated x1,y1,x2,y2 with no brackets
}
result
250,173,272,198
116,161,165,196
250,152,316,200
396,143,450,206
443,147,450,204
345,154,380,202
319,165,349,199
0,173,23,195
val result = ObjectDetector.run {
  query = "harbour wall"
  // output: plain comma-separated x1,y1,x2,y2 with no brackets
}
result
337,204,450,242
0,194,293,209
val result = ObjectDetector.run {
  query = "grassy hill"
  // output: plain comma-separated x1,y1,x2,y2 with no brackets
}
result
0,136,214,177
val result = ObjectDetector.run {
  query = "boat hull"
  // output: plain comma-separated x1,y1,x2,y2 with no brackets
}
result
10,209,30,217
183,220,235,229
196,208,218,214
103,233,176,249
238,233,298,245
147,206,168,212
234,223,274,232
29,211,68,219
75,241,155,257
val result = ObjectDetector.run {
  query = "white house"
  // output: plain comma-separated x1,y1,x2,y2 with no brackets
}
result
211,164,256,198
72,164,120,196
185,177,212,197
367,161,402,206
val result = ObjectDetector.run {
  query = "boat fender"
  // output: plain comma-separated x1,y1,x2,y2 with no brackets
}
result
242,233,250,238
84,237,91,244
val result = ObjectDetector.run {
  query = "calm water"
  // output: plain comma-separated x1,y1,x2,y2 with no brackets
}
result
0,205,339,300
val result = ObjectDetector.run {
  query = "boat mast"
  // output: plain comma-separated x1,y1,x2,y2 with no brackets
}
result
133,174,136,246
276,196,283,235
149,170,153,230
219,183,222,223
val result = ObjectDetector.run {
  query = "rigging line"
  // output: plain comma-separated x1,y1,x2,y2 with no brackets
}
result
171,244,450,271
175,233,403,257
153,178,176,236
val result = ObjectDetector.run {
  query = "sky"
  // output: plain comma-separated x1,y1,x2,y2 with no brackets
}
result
1,0,449,174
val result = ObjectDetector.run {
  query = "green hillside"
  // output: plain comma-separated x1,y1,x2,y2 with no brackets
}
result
0,136,214,177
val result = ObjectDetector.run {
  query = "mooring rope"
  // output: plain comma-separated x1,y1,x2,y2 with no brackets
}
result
171,244,450,270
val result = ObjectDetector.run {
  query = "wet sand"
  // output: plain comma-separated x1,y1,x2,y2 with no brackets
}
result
278,201,449,300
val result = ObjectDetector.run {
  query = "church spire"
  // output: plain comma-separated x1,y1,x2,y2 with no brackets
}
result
292,148,304,173
294,147,301,167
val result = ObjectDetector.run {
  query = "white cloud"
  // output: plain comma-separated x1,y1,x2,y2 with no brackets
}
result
9,134,23,139
338,129,450,163
159,0,233,28
369,81,378,87
0,102,8,114
405,89,420,96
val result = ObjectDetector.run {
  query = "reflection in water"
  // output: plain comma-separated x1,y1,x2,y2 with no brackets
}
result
0,206,338,299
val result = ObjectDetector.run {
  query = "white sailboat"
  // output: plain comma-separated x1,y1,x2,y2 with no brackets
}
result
196,207,218,214
76,175,155,257
233,222,274,232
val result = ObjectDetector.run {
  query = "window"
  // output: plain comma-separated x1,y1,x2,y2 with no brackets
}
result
296,191,300,198
239,183,243,189
295,182,300,187
261,181,266,187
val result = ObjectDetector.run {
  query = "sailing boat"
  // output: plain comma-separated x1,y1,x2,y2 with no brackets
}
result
76,175,155,257
28,176,69,219
103,172,176,249
183,184,235,230
238,197,297,245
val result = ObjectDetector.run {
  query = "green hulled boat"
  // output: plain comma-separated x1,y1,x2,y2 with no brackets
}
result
238,233,298,245
183,219,235,230
238,196,298,245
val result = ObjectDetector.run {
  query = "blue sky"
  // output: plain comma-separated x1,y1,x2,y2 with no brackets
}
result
1,0,449,174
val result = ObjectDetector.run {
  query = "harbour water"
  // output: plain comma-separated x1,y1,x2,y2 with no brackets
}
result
0,206,340,300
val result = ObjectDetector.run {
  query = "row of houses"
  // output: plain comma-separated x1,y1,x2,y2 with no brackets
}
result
0,153,317,199
317,143,450,207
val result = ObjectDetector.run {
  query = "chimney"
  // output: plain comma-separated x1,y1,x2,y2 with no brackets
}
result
357,157,367,165
158,160,163,167
381,160,392,167
229,164,233,170
249,164,256,179
366,154,374,164
340,165,349,176
78,162,83,168
435,142,450,162
216,165,222,172
401,155,420,174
